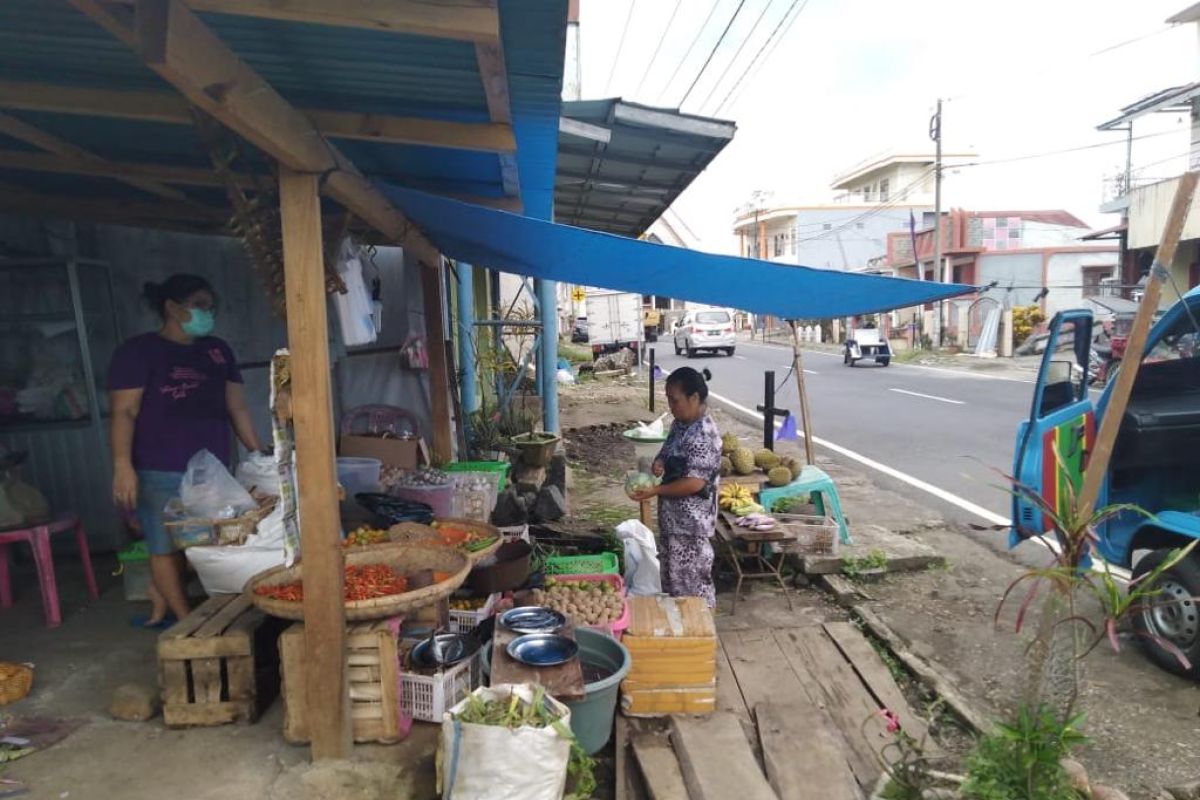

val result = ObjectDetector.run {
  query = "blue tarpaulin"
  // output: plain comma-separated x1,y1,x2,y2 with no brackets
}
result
383,187,977,318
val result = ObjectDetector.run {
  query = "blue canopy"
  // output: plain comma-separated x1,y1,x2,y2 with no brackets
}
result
384,187,976,318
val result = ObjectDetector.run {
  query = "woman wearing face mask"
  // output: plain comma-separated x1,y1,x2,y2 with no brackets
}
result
108,274,263,626
629,367,721,608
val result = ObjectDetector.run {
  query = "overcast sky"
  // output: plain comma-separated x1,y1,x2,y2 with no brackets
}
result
576,0,1198,255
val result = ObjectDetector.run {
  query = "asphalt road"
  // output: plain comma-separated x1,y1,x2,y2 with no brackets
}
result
653,338,1037,529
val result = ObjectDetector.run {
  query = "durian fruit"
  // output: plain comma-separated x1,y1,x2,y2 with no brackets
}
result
721,432,740,455
754,448,781,470
731,447,756,475
767,466,793,487
720,456,733,477
780,456,803,481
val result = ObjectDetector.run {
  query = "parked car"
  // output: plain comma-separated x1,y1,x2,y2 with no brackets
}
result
673,309,735,357
1012,286,1200,678
571,316,588,343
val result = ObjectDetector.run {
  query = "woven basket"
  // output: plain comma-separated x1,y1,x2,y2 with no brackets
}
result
245,543,470,621
434,518,502,564
388,519,501,564
0,661,33,705
164,495,278,549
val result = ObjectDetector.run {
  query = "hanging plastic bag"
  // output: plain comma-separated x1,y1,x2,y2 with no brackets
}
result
614,519,661,595
332,237,378,347
178,449,256,519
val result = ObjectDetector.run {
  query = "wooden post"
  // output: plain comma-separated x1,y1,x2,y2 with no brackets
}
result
422,259,454,464
788,321,816,465
279,167,351,760
1076,171,1199,519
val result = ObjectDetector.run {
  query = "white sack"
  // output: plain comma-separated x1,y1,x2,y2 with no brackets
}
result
614,519,662,596
184,504,286,594
440,684,572,800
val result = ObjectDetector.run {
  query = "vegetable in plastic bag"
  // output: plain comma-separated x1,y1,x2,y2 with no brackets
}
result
178,449,256,519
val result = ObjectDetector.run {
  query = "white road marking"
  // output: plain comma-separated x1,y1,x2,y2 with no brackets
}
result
888,388,965,405
732,355,747,360
706,390,1131,582
777,365,819,374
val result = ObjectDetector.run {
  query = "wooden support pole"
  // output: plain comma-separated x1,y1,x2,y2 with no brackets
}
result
422,259,454,464
279,167,351,760
1076,171,1199,520
789,321,816,465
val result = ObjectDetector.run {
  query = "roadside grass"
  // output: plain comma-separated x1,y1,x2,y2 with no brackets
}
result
558,339,592,364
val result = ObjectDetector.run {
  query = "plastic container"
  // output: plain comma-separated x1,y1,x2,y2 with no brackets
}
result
336,457,383,497
622,429,667,463
449,471,501,522
552,573,630,639
448,593,500,634
543,552,620,577
401,646,480,723
116,541,151,601
445,460,510,491
392,482,454,518
480,627,631,755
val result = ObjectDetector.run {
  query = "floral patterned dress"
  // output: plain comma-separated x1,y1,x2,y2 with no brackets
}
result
656,412,721,608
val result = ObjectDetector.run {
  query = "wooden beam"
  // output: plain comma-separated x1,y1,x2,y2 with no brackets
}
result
0,111,187,201
1076,170,1199,519
67,0,439,258
112,0,500,42
0,148,251,189
278,167,351,760
475,40,521,199
421,259,454,464
0,80,516,153
0,180,226,229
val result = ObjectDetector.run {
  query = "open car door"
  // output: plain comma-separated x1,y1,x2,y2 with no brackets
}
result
1011,310,1095,545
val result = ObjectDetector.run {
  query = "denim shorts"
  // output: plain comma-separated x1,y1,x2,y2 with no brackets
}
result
136,470,184,555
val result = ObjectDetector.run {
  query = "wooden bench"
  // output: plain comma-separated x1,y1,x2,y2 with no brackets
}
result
157,594,280,727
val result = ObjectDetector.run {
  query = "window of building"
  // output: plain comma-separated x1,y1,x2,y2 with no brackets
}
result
822,223,832,231
1081,266,1112,298
774,234,785,257
879,178,890,202
862,183,874,203
855,222,865,230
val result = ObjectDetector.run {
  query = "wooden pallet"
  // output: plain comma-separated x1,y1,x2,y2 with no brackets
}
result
280,618,403,744
157,593,277,728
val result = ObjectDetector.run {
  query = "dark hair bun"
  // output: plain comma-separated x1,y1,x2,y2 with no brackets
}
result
701,368,712,381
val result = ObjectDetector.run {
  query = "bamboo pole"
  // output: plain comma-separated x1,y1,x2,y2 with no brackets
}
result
788,321,816,465
1076,171,1198,520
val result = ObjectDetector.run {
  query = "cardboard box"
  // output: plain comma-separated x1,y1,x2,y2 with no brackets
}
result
338,434,426,469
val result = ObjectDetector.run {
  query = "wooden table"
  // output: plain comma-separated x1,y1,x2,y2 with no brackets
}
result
490,622,586,702
714,512,795,614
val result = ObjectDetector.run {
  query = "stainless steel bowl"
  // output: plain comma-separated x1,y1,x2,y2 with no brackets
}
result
410,633,478,668
506,633,579,667
498,605,567,634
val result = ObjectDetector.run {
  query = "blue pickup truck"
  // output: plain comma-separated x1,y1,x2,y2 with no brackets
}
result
1012,286,1200,678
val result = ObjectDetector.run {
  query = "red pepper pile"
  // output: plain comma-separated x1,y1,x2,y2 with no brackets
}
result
254,563,409,603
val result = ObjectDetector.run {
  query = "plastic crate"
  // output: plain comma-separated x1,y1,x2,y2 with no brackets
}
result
545,573,630,639
543,551,620,576
449,471,501,522
448,593,500,634
775,513,839,556
400,648,480,723
445,460,509,491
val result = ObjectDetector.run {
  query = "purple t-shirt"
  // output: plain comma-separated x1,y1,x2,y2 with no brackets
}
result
108,333,243,472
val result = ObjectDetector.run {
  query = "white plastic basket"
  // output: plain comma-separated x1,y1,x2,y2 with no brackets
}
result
497,524,530,543
775,513,839,556
401,649,481,722
448,592,500,634
450,471,501,522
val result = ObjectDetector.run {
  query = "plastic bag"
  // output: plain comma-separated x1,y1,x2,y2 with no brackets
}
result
184,503,286,594
332,237,378,347
614,519,662,595
179,449,256,519
235,452,281,496
632,413,666,438
440,684,572,800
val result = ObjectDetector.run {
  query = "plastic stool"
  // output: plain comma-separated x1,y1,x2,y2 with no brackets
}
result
0,513,99,627
758,465,852,545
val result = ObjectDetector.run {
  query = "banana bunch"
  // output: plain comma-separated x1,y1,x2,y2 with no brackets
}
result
718,483,763,516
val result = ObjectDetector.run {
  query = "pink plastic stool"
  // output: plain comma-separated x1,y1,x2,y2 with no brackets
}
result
0,514,99,627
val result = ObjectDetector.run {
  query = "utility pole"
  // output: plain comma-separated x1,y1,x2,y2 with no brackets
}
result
929,98,943,348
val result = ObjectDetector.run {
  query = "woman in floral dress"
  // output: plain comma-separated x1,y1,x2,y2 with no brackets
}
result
630,367,721,607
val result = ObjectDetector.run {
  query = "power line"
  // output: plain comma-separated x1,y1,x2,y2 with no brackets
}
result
695,0,778,112
604,0,638,96
795,169,936,243
632,0,685,99
711,0,809,115
678,0,749,108
654,0,724,105
955,128,1183,169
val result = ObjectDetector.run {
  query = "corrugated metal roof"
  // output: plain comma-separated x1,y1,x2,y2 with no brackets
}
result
555,98,735,237
1097,81,1200,130
0,0,567,229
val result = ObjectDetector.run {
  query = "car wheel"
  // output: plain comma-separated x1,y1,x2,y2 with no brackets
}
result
674,340,682,356
879,358,891,367
726,348,736,357
686,347,696,359
843,350,851,366
1132,549,1200,679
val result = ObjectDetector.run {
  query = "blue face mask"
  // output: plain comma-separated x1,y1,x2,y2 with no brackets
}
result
182,307,215,337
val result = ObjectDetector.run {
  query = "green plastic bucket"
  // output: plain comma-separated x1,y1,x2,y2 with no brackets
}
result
481,627,631,755
445,460,510,491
